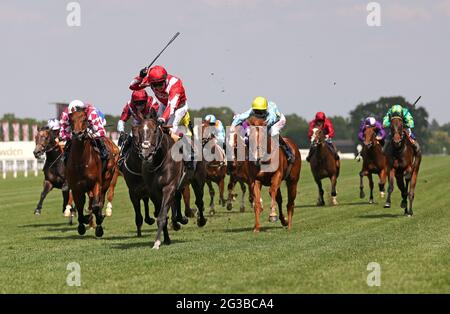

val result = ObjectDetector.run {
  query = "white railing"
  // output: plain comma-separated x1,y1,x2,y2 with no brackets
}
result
0,141,42,179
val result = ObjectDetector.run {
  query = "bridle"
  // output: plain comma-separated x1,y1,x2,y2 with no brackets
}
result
137,124,167,173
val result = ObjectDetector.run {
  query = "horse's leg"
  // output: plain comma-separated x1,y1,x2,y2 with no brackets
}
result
143,197,155,226
191,178,207,227
130,193,143,237
226,176,236,211
252,180,263,232
61,189,73,225
153,185,176,249
269,173,282,222
384,167,395,208
92,182,104,238
105,169,119,217
239,181,247,212
315,177,325,206
73,191,87,235
183,185,195,218
395,173,408,211
379,168,386,199
368,173,375,204
218,177,226,207
330,175,338,206
359,170,366,199
276,188,288,227
170,191,184,231
34,180,53,215
286,180,298,230
207,180,215,216
407,168,419,217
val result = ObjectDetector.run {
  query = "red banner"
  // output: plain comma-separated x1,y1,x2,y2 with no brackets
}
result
12,123,20,142
22,124,29,141
2,122,9,141
32,124,38,140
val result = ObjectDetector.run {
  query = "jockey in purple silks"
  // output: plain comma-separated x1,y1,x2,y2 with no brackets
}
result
356,117,386,161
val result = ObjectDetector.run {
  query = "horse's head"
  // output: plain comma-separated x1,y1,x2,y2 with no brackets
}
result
33,126,56,158
310,127,325,148
133,119,164,161
363,126,377,148
69,109,88,141
390,117,404,148
246,116,269,165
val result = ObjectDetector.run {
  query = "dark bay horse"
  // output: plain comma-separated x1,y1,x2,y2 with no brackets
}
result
137,119,206,249
120,126,157,237
226,132,253,212
201,121,227,215
359,126,387,204
246,116,302,232
33,126,75,224
309,128,340,206
384,117,421,216
67,110,119,237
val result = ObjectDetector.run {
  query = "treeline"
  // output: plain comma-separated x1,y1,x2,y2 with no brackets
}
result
1,96,449,154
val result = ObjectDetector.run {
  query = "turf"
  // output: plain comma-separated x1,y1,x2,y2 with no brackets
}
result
0,156,449,294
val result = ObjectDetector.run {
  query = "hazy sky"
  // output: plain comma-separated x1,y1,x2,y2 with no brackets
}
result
1,0,449,123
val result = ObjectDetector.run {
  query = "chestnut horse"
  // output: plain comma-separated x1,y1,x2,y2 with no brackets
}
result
384,117,421,216
309,128,340,206
66,110,119,237
201,121,227,215
246,116,302,232
33,126,75,224
359,126,387,204
226,132,253,212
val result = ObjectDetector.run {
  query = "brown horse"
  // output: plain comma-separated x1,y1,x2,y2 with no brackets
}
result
359,126,387,204
309,128,340,206
226,132,253,212
384,117,421,216
201,121,227,215
66,110,119,237
33,126,75,224
246,116,302,232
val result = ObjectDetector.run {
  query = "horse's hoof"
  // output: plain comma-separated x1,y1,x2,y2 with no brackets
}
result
34,209,41,215
380,192,385,199
68,217,73,226
240,206,245,213
360,191,365,199
64,207,72,217
152,240,161,250
172,221,181,231
144,217,155,225
316,199,325,206
164,238,171,245
185,208,196,218
105,207,112,217
209,209,216,216
137,230,142,237
369,199,374,204
269,215,278,223
384,203,391,208
77,224,86,235
280,218,289,227
197,216,207,227
400,201,407,209
95,226,104,238
227,203,233,211
253,228,260,233
331,198,338,206
178,216,189,225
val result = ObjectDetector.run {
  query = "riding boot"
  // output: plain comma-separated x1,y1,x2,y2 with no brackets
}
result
327,141,340,160
118,135,132,166
306,147,313,162
227,162,233,175
61,139,72,164
411,140,421,156
279,137,295,164
95,138,109,160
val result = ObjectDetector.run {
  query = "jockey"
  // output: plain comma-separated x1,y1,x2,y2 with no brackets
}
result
203,114,225,148
47,118,61,131
59,99,109,162
382,104,421,154
117,90,158,160
230,96,295,164
358,117,386,145
306,112,339,162
129,65,194,169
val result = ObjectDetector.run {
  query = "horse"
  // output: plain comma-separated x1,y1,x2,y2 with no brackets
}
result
137,119,206,249
309,128,340,206
201,121,227,215
246,116,302,232
33,126,75,224
66,110,119,237
119,127,157,237
226,132,253,212
384,117,421,216
358,126,387,204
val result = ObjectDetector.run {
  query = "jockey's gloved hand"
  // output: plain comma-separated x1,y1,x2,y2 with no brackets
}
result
139,67,148,78
157,118,165,126
118,132,127,146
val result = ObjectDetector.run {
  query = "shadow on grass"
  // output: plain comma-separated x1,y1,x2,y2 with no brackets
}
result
110,239,187,250
40,234,97,240
223,225,283,233
19,222,69,228
358,213,403,219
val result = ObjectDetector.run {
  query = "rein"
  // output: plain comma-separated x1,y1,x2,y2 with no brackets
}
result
142,126,169,173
